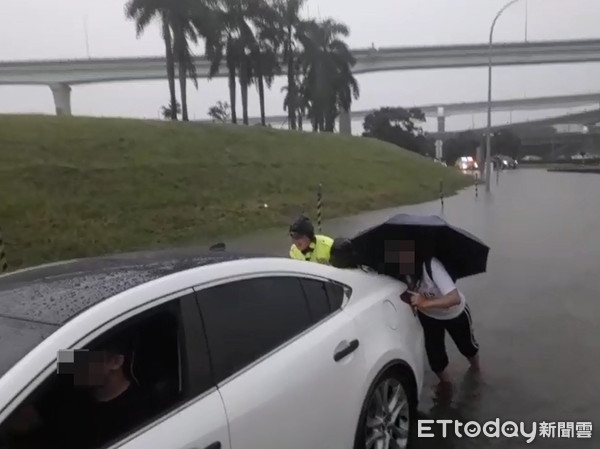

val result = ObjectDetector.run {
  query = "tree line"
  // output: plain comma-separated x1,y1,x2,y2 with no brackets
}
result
363,106,523,164
125,0,359,132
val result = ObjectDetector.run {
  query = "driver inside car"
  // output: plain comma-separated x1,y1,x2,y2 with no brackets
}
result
2,334,161,449
52,335,161,448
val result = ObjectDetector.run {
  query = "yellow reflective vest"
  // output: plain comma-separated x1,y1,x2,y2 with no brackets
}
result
289,235,334,264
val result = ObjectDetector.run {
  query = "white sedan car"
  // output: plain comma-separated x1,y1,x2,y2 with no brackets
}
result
0,251,424,449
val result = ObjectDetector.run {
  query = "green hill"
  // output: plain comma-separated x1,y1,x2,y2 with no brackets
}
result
0,115,471,270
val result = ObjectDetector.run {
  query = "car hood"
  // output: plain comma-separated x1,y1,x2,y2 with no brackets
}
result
334,268,407,304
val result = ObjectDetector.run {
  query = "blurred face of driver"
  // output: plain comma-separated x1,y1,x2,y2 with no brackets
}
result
74,350,124,387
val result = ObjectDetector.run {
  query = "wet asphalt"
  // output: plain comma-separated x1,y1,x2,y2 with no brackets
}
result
3,168,599,448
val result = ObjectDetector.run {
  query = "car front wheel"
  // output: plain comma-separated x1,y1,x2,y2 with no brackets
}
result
354,369,416,449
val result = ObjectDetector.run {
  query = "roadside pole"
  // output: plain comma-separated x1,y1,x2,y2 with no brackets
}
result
476,145,484,172
439,179,445,209
317,184,323,233
0,228,7,273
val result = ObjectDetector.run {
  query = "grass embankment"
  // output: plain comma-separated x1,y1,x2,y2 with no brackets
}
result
0,115,472,270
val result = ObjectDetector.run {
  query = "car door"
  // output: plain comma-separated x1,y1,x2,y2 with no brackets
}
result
116,391,229,449
117,292,230,449
195,275,367,449
0,291,230,449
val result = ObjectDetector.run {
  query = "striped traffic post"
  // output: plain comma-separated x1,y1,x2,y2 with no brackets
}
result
317,184,323,233
439,179,444,208
0,228,7,273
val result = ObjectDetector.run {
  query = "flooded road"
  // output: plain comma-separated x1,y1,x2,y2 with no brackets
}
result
403,169,600,447
3,168,599,448
227,168,600,448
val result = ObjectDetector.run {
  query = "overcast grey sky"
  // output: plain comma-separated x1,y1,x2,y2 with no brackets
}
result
1,0,600,131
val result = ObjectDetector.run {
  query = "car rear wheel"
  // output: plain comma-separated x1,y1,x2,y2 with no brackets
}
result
354,369,416,449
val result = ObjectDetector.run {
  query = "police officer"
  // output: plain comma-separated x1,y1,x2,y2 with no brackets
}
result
289,215,333,264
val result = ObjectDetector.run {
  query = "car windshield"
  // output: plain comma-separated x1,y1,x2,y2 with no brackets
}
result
0,316,58,378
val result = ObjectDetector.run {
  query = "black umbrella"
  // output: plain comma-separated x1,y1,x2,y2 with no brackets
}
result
351,214,490,281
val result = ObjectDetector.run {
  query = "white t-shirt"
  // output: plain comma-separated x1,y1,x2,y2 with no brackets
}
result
413,258,466,320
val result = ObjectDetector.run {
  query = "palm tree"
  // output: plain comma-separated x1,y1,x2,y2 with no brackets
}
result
125,0,178,120
127,0,216,122
273,0,306,130
171,18,199,122
252,46,279,125
161,19,178,121
296,76,310,130
225,38,240,124
192,5,231,119
205,0,273,126
209,33,243,125
199,26,239,124
250,6,282,126
299,19,359,132
200,2,245,125
282,62,308,130
170,0,218,121
238,41,253,125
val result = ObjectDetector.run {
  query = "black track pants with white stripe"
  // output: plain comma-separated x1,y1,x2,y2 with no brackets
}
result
418,305,479,374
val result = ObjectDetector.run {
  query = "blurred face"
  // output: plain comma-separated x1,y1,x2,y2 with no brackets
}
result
73,350,125,387
384,240,415,275
290,232,311,251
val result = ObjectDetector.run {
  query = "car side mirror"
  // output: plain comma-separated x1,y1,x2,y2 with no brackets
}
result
209,242,226,252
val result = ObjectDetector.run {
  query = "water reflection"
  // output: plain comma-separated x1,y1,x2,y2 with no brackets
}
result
459,169,482,179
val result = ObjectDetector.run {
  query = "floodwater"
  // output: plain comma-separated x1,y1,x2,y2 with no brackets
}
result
3,168,599,448
227,168,600,448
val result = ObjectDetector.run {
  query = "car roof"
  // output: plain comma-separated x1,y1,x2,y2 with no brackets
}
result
0,249,270,326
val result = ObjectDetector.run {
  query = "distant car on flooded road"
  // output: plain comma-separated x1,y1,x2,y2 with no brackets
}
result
492,155,518,170
455,156,479,171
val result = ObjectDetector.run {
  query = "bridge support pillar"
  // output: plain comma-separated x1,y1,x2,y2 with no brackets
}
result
339,107,352,135
437,107,445,133
49,83,72,116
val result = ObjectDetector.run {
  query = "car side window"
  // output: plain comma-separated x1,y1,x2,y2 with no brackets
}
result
300,278,333,323
0,293,211,449
326,282,346,311
196,277,312,384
